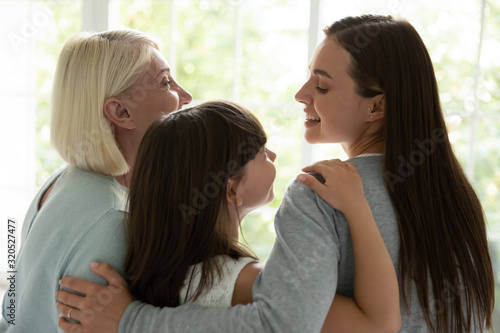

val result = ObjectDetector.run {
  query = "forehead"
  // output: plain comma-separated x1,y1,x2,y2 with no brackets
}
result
135,48,170,89
150,48,170,72
310,38,351,75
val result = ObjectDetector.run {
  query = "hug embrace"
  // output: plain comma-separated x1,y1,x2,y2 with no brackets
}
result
2,14,494,333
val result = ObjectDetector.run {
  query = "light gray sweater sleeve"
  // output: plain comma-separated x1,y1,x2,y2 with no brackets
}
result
119,180,341,333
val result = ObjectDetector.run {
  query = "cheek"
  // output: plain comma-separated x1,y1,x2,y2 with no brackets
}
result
315,95,342,120
270,165,277,183
161,92,180,112
267,167,276,200
266,165,276,190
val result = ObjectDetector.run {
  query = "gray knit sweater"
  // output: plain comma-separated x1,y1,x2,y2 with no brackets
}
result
119,155,442,332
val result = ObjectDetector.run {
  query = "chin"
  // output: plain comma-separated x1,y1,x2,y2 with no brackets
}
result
267,190,275,203
261,190,274,206
304,135,320,144
304,131,320,144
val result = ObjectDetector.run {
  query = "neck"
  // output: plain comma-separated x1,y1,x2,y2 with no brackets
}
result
112,128,141,188
343,136,385,158
226,204,244,241
114,173,132,188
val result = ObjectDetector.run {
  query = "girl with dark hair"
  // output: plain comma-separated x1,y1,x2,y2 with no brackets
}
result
56,15,493,333
123,100,274,308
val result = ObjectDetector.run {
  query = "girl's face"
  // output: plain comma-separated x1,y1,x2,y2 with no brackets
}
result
295,38,374,150
235,147,277,218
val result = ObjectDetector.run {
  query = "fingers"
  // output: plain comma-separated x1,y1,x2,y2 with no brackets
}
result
58,317,83,333
56,289,104,314
296,173,327,197
57,301,98,326
59,276,95,295
57,289,88,309
302,159,343,173
343,161,356,170
57,302,82,322
57,292,100,324
59,263,125,297
90,262,127,288
301,160,351,185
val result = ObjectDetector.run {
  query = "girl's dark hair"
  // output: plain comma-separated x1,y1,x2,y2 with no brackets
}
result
124,100,266,307
324,15,494,332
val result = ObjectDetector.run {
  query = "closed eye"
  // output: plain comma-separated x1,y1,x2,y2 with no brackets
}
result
161,77,173,88
316,87,328,94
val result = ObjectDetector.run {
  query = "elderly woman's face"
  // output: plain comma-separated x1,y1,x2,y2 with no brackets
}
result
122,48,192,136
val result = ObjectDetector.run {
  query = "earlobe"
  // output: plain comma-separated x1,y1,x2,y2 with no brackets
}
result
103,97,136,130
368,94,386,121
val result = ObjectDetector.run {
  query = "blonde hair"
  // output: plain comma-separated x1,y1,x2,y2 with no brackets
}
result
50,29,159,176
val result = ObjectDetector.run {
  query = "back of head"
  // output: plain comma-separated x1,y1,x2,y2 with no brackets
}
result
324,15,494,332
51,29,159,176
125,100,265,307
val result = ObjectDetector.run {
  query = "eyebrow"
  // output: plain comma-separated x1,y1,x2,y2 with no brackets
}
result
312,69,332,79
156,68,171,78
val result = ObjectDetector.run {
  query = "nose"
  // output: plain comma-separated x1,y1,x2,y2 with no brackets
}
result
267,148,277,162
177,85,193,108
295,81,310,105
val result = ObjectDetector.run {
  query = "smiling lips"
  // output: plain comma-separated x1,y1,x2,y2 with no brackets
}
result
304,114,321,128
305,114,321,122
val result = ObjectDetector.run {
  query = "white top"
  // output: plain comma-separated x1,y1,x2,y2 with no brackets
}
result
179,255,257,307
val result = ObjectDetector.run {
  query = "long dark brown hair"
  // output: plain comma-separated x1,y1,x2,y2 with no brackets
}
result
124,100,265,307
325,15,494,332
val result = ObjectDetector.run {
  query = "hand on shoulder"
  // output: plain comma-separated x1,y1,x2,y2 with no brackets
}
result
296,159,366,213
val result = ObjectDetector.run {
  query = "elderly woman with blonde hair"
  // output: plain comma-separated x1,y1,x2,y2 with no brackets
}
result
0,29,191,332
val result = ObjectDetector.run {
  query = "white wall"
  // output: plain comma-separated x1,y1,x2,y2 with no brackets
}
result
0,1,39,277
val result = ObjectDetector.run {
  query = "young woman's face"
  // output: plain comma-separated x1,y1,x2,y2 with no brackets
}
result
123,49,193,136
236,147,277,217
295,38,372,147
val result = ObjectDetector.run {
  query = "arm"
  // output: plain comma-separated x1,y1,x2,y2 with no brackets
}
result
299,160,401,333
231,262,264,306
57,179,341,333
56,210,131,329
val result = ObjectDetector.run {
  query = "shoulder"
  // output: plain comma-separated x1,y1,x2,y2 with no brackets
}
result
282,179,325,208
21,165,70,239
31,167,128,238
44,165,69,186
179,256,260,307
231,259,263,306
347,155,386,192
53,167,129,212
278,179,339,227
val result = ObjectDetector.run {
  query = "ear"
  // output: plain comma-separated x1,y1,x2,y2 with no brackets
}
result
103,97,136,130
226,178,243,206
367,94,385,121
